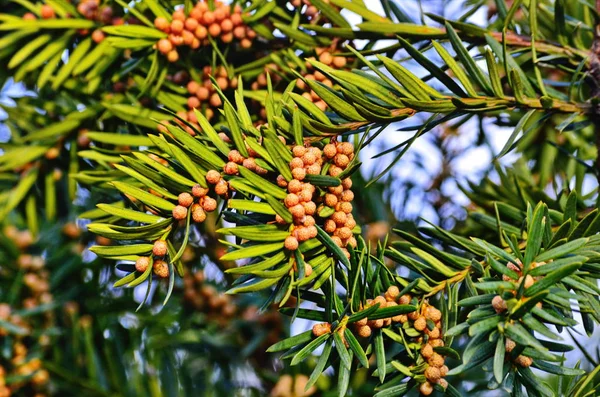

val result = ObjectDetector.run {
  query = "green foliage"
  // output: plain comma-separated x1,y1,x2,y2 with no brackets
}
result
2,0,600,396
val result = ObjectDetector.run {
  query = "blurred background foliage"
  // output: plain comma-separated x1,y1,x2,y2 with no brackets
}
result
1,0,600,396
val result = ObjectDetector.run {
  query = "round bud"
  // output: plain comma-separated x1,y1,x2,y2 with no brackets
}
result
209,92,222,107
276,175,288,187
305,5,318,16
152,240,168,257
208,23,221,37
206,169,222,184
439,365,449,377
339,201,353,214
289,204,305,219
184,18,198,31
425,306,442,322
331,235,343,247
492,295,507,313
135,256,150,273
347,236,357,248
399,294,412,305
153,260,169,278
292,167,306,181
318,51,333,65
202,197,217,212
437,378,448,389
233,25,246,39
303,215,316,227
315,101,328,111
355,315,368,326
515,355,533,367
231,12,242,25
196,86,209,100
419,382,434,396
192,184,209,198
216,76,229,91
306,164,321,175
182,29,195,45
334,154,350,168
287,179,303,193
328,166,343,177
332,211,347,226
414,316,427,332
169,33,184,46
505,338,516,353
170,19,184,34
296,227,312,242
429,353,445,368
312,322,331,337
91,29,105,43
304,263,313,277
289,157,304,170
213,7,225,21
224,161,239,175
324,219,337,233
357,325,372,338
285,194,300,208
324,194,338,207
45,147,60,159
339,142,354,155
194,25,208,39
426,327,441,339
172,10,185,21
41,5,55,19
178,192,194,207
336,227,352,240
202,11,215,24
240,38,252,49
304,201,316,216
408,310,420,321
507,260,522,272
333,56,347,68
424,366,441,382
302,152,317,166
215,179,229,196
385,286,400,301
341,190,354,202
292,145,307,157
367,319,384,328
228,150,244,164
328,185,343,195
192,206,207,223
157,39,173,55
284,236,299,251
421,343,434,359
172,205,188,220
373,296,386,307
298,189,313,203
167,50,179,63
221,18,233,32
242,157,257,171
